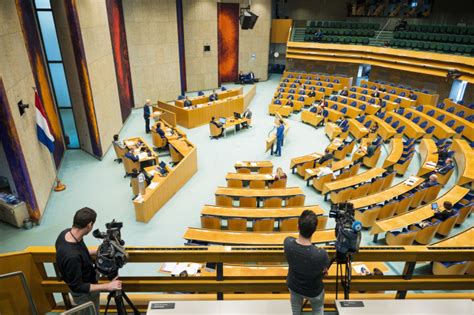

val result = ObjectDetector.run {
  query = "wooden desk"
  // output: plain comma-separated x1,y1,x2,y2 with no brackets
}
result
158,93,249,129
326,108,344,122
215,187,304,199
323,168,385,195
124,137,158,168
404,108,456,139
225,173,276,187
273,92,313,107
183,227,336,245
235,161,273,173
452,139,474,188
352,86,415,108
269,98,304,112
133,139,197,223
290,152,322,170
365,115,396,140
385,112,425,139
347,90,399,111
371,185,470,235
326,137,345,153
430,227,474,247
175,88,242,107
222,117,250,137
169,139,194,163
418,139,438,176
383,138,403,169
281,77,342,91
350,176,424,209
420,105,474,141
268,104,293,117
348,118,369,139
201,205,325,218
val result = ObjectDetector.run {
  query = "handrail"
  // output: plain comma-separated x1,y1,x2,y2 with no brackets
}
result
3,246,473,313
375,18,392,40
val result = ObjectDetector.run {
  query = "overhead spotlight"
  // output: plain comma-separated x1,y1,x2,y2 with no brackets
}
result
240,2,258,30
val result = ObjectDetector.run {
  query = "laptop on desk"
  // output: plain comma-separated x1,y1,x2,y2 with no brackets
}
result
219,117,226,125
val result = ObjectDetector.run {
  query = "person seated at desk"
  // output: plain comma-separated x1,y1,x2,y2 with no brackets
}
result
371,88,380,98
316,163,336,180
275,92,283,99
420,174,439,189
287,99,294,107
314,28,323,42
369,122,379,134
274,95,283,105
274,167,287,181
124,151,139,162
209,90,218,101
432,201,456,221
183,96,192,107
379,87,386,93
436,146,453,165
408,91,417,100
309,105,319,114
154,122,166,139
394,18,408,32
239,71,245,84
339,87,349,96
113,134,125,149
210,116,224,138
307,89,316,97
432,158,454,176
318,149,334,165
241,109,252,129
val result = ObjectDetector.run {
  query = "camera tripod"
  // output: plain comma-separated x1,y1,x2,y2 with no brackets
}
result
332,254,353,300
104,276,140,315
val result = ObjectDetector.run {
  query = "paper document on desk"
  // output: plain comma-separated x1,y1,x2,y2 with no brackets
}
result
161,263,176,273
125,140,134,147
353,264,370,275
405,176,417,186
307,169,314,174
236,161,243,165
138,152,149,160
170,263,201,276
311,153,319,157
250,162,257,167
148,182,159,190
426,161,437,168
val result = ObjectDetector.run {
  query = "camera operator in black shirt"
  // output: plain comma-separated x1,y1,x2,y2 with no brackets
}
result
284,210,330,315
55,207,122,313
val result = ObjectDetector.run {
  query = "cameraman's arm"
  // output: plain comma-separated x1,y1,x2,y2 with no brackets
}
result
90,277,121,292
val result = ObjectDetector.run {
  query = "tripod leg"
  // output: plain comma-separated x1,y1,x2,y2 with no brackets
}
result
104,292,113,315
121,291,141,315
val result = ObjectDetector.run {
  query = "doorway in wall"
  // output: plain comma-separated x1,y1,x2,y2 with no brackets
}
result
0,142,15,195
34,0,80,149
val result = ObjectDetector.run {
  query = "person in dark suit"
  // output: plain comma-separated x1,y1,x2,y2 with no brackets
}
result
433,201,456,221
183,96,192,107
371,88,380,98
124,151,139,162
239,71,245,84
275,120,285,156
144,99,151,133
287,99,294,107
241,109,252,128
308,90,316,97
209,90,218,101
318,149,333,165
339,87,349,96
154,122,166,138
436,147,452,165
421,174,439,188
436,158,454,175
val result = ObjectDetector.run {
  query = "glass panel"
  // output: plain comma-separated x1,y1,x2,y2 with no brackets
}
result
49,63,71,108
35,0,51,9
37,11,61,61
59,108,80,149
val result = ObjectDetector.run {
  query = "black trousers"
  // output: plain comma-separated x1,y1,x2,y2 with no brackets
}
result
145,117,150,133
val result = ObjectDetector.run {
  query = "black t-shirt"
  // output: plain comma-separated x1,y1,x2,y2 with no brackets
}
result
284,237,330,297
55,229,98,293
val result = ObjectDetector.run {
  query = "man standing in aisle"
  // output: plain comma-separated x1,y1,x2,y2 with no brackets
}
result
55,207,122,314
275,119,285,156
144,99,151,133
284,210,330,315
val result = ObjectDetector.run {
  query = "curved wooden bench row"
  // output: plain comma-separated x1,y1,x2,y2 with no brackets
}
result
452,139,474,188
283,70,353,87
364,115,396,140
403,108,456,139
361,80,439,106
350,85,415,108
384,111,426,139
371,185,470,236
285,42,474,83
280,77,342,91
273,91,314,106
418,105,474,141
234,161,273,174
215,187,305,208
332,94,381,115
418,139,438,177
383,138,404,169
226,173,284,188
183,227,336,245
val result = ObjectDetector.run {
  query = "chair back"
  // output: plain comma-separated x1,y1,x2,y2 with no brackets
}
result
258,167,273,174
240,197,257,207
312,173,334,192
367,177,384,195
280,217,298,232
253,219,275,232
351,182,371,199
227,179,243,188
423,184,441,203
227,218,247,231
216,195,233,207
436,215,458,237
316,216,328,230
409,188,428,209
432,261,469,276
201,216,221,229
249,180,266,189
455,204,473,225
377,201,397,219
395,194,414,215
385,230,417,245
355,206,381,228
381,172,396,190
330,188,353,204
113,142,127,160
263,197,282,208
209,123,222,137
286,195,305,207
271,178,287,188
237,168,251,174
414,221,440,245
